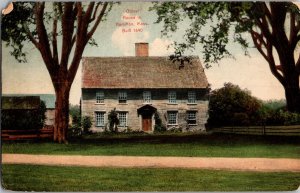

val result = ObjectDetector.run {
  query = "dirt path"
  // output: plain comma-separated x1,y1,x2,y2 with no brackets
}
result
2,154,300,172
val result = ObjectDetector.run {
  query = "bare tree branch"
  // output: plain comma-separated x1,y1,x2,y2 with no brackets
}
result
87,2,108,39
22,24,40,49
60,2,76,69
250,30,269,62
266,44,286,86
90,2,101,22
52,14,59,65
35,2,55,74
67,2,86,84
250,29,286,86
261,2,273,23
289,11,300,50
84,2,95,23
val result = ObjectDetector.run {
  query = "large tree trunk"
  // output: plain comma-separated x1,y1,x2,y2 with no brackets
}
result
54,85,71,143
284,74,300,113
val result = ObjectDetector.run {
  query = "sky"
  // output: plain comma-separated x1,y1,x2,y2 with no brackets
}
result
2,2,291,104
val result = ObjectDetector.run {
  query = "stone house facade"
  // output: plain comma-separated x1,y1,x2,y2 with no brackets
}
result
81,43,209,132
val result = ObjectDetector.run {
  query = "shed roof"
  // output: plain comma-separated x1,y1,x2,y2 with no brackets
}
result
2,96,41,110
82,57,209,89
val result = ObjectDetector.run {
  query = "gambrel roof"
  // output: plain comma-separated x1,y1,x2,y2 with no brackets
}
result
82,56,209,89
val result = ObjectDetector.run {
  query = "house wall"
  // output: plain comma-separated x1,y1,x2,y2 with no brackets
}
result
81,89,209,132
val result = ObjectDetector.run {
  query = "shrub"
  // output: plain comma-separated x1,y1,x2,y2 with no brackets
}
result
68,104,82,138
207,83,261,127
108,108,119,132
232,113,250,126
258,100,300,126
154,112,167,132
82,116,92,134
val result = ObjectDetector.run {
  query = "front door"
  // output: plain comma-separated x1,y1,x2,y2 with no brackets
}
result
142,114,152,131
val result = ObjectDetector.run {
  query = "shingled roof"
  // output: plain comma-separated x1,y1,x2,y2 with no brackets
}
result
82,56,209,89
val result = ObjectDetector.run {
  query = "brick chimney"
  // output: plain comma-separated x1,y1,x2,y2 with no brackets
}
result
135,43,149,57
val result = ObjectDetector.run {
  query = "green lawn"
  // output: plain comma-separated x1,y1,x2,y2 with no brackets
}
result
2,134,300,158
2,164,299,191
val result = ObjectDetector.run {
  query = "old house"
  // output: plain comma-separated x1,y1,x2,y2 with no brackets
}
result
81,43,209,132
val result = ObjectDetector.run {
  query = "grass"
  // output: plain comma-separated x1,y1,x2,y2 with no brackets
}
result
2,133,300,158
2,164,300,191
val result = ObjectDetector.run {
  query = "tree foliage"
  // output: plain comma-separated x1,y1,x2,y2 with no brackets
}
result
150,2,300,113
259,101,300,126
207,83,261,127
82,116,92,134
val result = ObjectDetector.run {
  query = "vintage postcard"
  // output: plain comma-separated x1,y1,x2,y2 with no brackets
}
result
1,1,300,192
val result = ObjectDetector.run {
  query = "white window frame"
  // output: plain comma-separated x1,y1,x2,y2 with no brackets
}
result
118,112,128,127
96,91,104,104
188,91,196,104
187,111,197,125
167,111,178,125
168,91,177,104
118,91,127,104
95,111,105,127
143,91,151,104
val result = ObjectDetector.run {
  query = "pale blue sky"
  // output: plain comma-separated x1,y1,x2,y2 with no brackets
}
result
2,2,288,104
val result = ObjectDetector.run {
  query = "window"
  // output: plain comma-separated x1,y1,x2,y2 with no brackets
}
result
143,91,151,103
188,91,196,104
167,111,178,125
118,91,127,104
187,111,197,125
95,112,105,127
168,91,177,104
96,91,104,104
118,112,128,127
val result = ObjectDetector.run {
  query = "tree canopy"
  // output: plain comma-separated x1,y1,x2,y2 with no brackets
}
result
150,2,300,113
207,83,261,127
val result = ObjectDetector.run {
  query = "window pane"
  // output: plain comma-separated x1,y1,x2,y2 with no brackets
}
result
143,91,151,103
96,91,104,103
119,91,127,103
168,111,177,125
168,91,177,104
96,112,105,126
119,112,127,127
187,111,197,125
188,91,196,103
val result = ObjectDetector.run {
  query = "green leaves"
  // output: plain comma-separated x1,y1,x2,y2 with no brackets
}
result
150,2,261,66
2,2,35,62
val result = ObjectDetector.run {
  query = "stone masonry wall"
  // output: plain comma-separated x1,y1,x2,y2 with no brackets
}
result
81,89,208,132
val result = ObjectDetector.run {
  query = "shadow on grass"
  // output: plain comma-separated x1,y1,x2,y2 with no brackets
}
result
3,132,300,146
68,132,300,146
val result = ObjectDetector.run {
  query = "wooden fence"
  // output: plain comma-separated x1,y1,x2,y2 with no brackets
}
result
211,125,300,136
2,126,54,141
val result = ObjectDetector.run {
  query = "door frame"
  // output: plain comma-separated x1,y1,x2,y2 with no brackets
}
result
137,104,157,132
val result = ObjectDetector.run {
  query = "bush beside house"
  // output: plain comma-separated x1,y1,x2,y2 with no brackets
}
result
207,83,261,128
207,83,300,128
